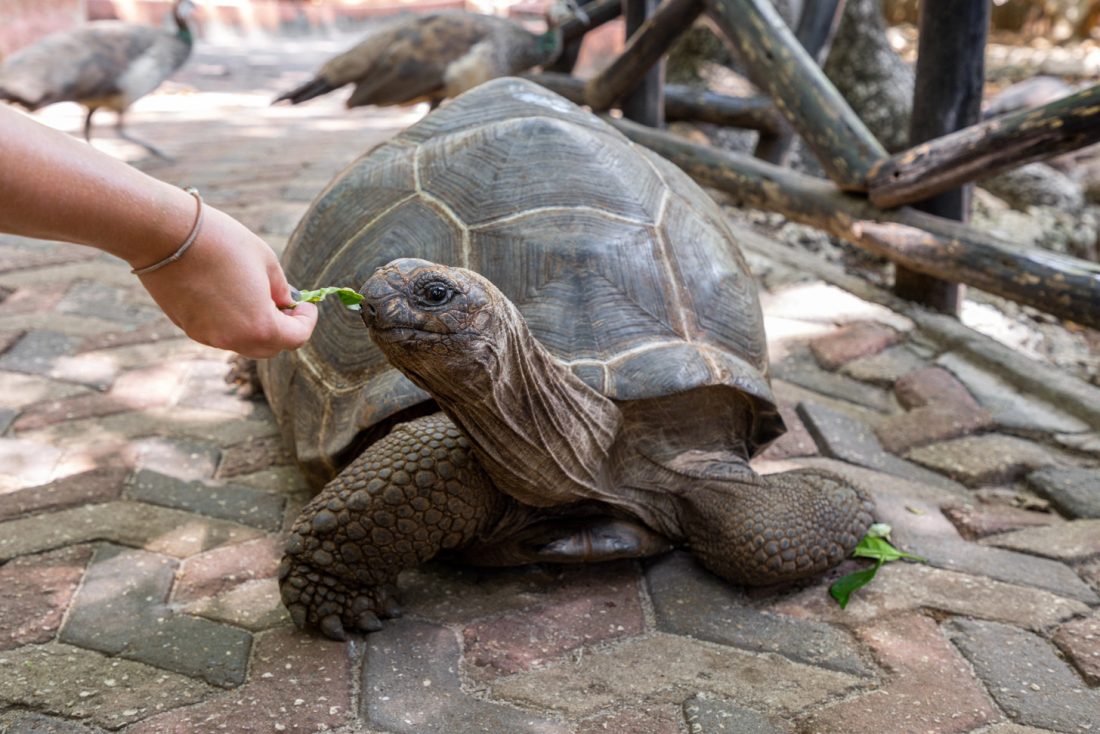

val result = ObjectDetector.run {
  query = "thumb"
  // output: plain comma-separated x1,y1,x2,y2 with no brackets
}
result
272,301,318,350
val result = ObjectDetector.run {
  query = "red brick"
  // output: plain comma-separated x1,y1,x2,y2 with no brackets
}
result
809,322,901,371
0,467,128,521
801,613,999,733
894,366,977,410
942,501,1062,541
1054,610,1100,686
216,434,292,479
0,545,93,649
173,535,284,603
125,627,352,734
759,403,819,460
874,402,994,454
0,287,64,316
462,563,644,681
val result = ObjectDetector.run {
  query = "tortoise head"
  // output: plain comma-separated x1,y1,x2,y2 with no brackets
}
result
360,258,514,391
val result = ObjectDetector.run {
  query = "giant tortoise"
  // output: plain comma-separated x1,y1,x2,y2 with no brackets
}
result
260,78,873,640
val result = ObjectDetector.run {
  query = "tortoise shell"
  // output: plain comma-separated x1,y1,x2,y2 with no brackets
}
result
260,77,784,488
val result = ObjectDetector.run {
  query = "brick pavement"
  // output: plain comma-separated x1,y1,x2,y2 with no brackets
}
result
1,37,1099,734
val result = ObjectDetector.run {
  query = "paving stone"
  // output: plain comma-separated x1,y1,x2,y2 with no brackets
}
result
0,546,93,650
796,401,963,490
126,469,284,530
893,366,978,410
0,644,212,730
941,501,1063,540
874,402,994,454
0,238,98,273
462,561,644,681
905,434,1059,486
870,493,1097,603
756,456,969,506
0,407,14,434
576,705,685,734
0,711,106,733
125,627,352,734
0,371,92,410
129,436,221,481
1054,610,1100,686
1028,466,1100,519
175,358,263,416
0,331,84,377
771,562,1089,632
0,467,127,522
682,695,793,733
809,321,901,370
0,286,64,317
800,613,999,734
759,282,914,332
363,619,569,733
645,552,872,677
61,544,252,688
937,352,1091,434
0,501,265,561
1056,431,1100,456
982,520,1100,562
946,618,1100,732
76,317,183,353
55,281,160,325
183,578,289,631
0,437,63,488
839,344,929,386
490,633,864,718
173,535,284,603
773,351,897,413
216,434,293,478
757,403,818,460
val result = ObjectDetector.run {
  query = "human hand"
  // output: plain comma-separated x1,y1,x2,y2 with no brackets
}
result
135,205,318,358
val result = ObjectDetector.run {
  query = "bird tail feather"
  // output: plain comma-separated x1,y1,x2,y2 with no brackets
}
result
272,77,336,105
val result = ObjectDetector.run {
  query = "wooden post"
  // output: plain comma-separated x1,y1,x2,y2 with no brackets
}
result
620,0,665,126
528,72,783,132
586,0,702,112
705,0,886,189
754,0,846,164
610,116,1100,329
549,0,624,74
868,83,1100,208
893,0,989,314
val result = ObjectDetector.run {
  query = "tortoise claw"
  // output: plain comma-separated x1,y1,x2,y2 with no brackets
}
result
357,611,383,631
320,614,348,641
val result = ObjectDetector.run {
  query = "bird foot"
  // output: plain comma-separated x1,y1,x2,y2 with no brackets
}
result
278,556,403,640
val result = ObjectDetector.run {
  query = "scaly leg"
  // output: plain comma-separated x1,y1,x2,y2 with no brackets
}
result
279,413,506,640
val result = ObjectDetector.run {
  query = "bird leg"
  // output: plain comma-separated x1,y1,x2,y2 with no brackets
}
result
114,110,173,160
83,107,96,143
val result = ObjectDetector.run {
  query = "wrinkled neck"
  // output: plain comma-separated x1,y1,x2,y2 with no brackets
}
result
428,301,621,507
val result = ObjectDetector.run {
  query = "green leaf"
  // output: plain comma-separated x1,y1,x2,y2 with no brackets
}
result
851,535,927,564
829,560,883,609
295,287,364,312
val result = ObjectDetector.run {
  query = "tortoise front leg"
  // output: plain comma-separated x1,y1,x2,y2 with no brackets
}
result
279,413,505,640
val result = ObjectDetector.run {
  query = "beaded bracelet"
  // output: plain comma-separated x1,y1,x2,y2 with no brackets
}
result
131,187,204,276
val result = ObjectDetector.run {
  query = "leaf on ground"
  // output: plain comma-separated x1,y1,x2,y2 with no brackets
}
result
830,532,926,609
295,287,364,311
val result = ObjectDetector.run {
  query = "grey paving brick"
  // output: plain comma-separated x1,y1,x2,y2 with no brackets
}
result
773,351,897,413
362,619,569,734
0,331,82,376
982,519,1100,562
490,633,865,718
938,352,1091,435
0,501,265,561
645,552,872,677
0,644,212,730
905,434,1059,486
0,408,14,435
61,544,251,687
839,344,927,386
796,400,964,490
0,711,106,733
682,695,793,734
946,618,1100,732
55,281,160,325
130,437,221,481
126,469,284,530
1028,466,1100,519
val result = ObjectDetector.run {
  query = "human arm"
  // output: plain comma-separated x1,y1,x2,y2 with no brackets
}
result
0,105,317,358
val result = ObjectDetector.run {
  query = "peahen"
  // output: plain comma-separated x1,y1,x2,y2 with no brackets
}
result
0,0,195,158
273,10,564,110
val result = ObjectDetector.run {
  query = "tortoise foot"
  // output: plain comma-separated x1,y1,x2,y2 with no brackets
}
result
278,556,402,640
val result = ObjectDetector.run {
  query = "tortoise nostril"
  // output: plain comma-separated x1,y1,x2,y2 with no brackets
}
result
368,303,377,317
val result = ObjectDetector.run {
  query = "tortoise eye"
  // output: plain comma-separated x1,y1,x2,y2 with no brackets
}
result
417,281,453,307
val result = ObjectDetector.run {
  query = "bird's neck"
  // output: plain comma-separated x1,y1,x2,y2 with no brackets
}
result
173,9,193,44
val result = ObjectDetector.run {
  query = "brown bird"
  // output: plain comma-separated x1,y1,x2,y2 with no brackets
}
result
0,0,195,158
273,10,563,110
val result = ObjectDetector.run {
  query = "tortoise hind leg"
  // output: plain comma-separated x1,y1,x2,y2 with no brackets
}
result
279,413,506,640
676,464,873,585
